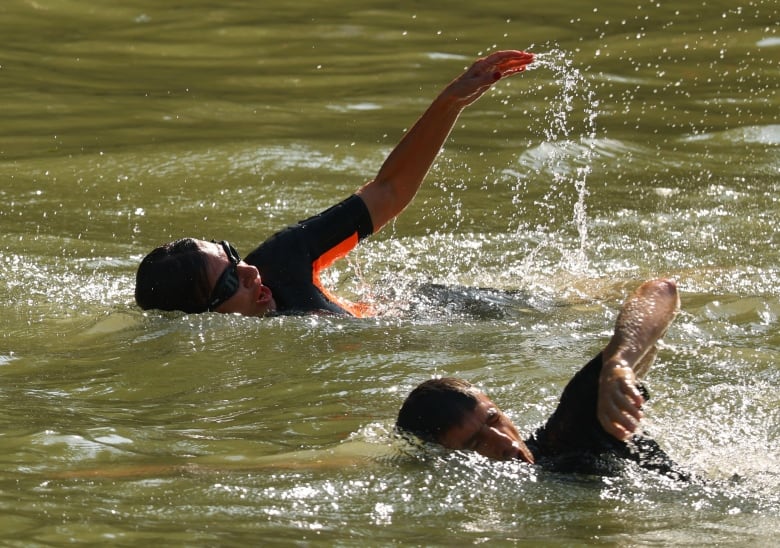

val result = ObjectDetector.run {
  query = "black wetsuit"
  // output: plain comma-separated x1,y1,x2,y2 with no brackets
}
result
526,355,690,480
244,195,374,316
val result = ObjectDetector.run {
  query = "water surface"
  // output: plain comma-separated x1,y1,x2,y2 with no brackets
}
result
1,0,778,544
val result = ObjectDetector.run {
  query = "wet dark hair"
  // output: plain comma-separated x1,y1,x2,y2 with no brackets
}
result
396,377,480,443
135,238,211,314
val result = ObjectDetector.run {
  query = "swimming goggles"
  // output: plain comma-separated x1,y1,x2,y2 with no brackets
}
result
207,240,241,311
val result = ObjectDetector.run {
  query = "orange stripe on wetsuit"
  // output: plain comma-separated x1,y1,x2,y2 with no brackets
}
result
311,231,375,318
243,194,375,317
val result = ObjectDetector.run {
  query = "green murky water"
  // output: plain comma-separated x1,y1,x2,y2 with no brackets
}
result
1,0,778,544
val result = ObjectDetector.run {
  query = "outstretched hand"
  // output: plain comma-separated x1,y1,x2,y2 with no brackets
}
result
446,50,535,107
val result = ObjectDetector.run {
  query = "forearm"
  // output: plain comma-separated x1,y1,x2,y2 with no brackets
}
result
357,91,463,229
356,50,534,232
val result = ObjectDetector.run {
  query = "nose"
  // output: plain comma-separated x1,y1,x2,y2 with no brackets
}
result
481,427,521,461
237,262,260,287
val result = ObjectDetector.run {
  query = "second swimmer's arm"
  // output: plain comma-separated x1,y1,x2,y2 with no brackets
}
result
357,50,534,233
598,279,681,441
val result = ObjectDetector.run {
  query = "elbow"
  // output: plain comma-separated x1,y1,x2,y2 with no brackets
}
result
357,181,403,232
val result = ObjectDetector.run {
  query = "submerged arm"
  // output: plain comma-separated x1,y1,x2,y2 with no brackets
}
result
357,50,534,232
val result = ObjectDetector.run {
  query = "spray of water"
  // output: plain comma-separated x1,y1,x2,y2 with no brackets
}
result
337,47,609,314
517,48,599,273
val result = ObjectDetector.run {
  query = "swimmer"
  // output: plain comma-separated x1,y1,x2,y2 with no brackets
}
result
396,278,691,479
135,50,535,316
57,279,684,482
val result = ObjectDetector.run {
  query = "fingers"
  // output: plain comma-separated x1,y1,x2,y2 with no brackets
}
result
483,49,535,66
603,419,633,441
491,50,535,79
598,370,645,440
479,50,535,80
599,405,642,440
448,50,534,106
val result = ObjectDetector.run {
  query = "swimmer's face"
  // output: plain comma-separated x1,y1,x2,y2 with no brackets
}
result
200,240,277,317
438,393,534,463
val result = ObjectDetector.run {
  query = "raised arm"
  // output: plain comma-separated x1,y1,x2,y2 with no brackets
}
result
597,278,681,440
356,50,534,232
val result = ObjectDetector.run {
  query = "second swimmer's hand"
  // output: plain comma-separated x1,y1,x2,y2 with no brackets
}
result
446,50,534,107
597,360,645,441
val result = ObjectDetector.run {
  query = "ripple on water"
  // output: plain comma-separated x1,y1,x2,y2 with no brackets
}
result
682,124,780,145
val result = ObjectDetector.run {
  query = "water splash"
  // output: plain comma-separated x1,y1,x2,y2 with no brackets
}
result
339,48,607,310
517,48,599,273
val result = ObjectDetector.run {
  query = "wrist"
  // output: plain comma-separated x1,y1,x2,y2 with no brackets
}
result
434,88,469,111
